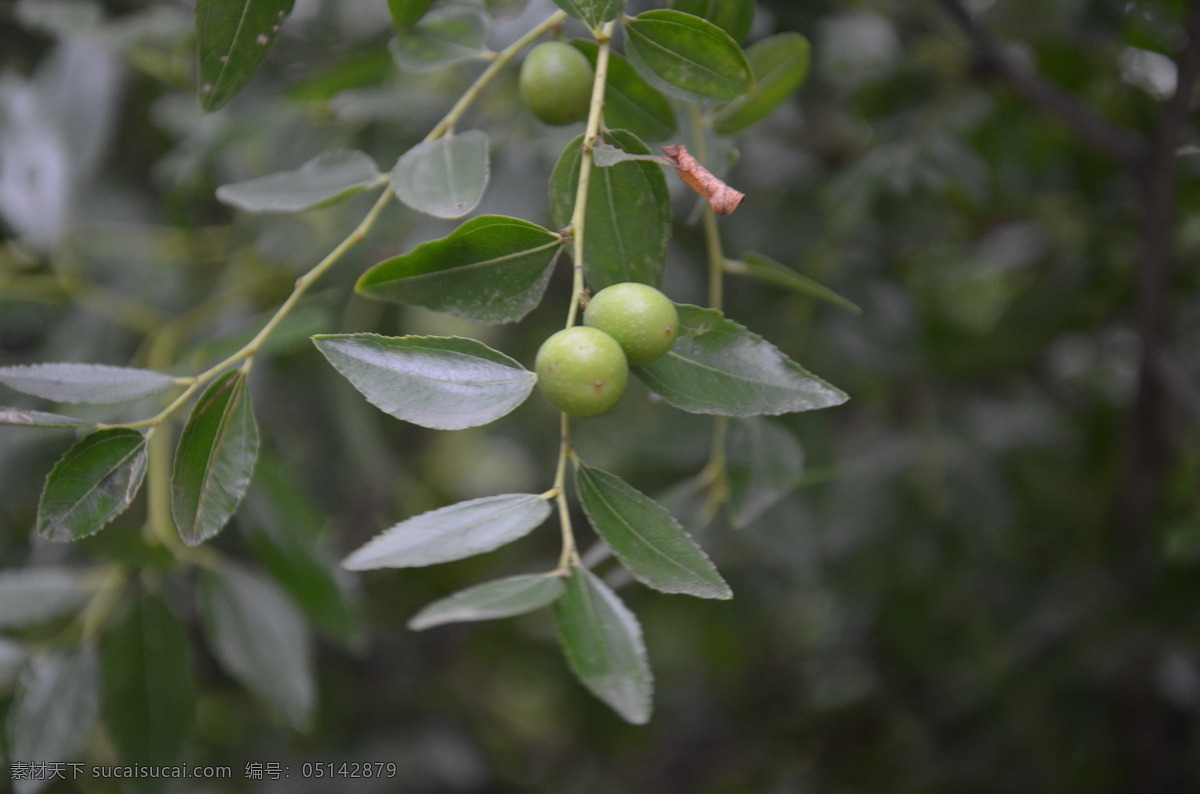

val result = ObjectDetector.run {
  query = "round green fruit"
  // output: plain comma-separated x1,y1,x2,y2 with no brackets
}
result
583,283,679,365
519,42,593,126
535,326,628,417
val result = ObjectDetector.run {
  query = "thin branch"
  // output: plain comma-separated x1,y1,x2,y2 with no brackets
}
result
934,0,1144,165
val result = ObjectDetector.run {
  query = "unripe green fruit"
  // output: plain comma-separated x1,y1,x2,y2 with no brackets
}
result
583,283,679,365
535,326,628,417
519,42,593,126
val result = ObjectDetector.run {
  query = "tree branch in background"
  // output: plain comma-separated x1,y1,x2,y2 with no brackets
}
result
934,0,1145,165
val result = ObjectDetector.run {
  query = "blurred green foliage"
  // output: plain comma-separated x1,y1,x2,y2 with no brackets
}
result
2,0,1199,791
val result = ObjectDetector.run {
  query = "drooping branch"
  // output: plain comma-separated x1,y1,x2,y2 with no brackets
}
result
934,0,1145,165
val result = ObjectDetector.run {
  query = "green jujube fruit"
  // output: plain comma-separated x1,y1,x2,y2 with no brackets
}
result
583,283,679,365
535,327,628,416
519,42,594,126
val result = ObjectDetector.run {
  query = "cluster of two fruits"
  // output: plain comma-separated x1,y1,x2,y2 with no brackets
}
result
536,283,678,417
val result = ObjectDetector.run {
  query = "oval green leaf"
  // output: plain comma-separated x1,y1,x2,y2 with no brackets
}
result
356,215,564,325
10,647,99,790
101,593,195,766
571,40,676,142
216,149,382,213
552,0,624,28
37,428,148,542
633,304,849,415
576,464,730,599
408,574,566,630
312,334,535,430
199,563,315,729
197,0,295,112
0,568,94,629
388,6,488,72
0,363,174,404
0,408,94,428
549,130,670,289
171,370,259,547
391,130,490,219
554,564,652,724
725,417,805,527
726,251,861,313
671,0,753,44
624,9,753,102
343,493,552,570
713,32,811,135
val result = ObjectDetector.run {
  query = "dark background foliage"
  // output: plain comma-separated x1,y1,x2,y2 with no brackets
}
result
2,0,1199,791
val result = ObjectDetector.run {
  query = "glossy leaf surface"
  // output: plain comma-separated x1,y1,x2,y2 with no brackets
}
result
576,464,731,599
343,493,552,570
624,9,753,102
388,6,487,71
671,0,754,43
37,428,147,542
549,130,670,289
0,363,174,404
196,0,295,112
313,334,535,430
633,305,848,415
408,574,566,630
554,565,652,724
171,371,258,546
356,215,563,324
551,0,623,28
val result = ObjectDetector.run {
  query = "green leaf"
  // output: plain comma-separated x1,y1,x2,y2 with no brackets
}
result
312,334,535,430
242,455,363,648
356,215,564,324
196,0,295,112
725,417,804,527
343,493,552,570
670,0,753,43
391,130,490,219
633,304,849,415
9,648,99,794
554,565,652,724
37,428,148,542
575,464,731,599
549,130,670,289
171,370,259,547
199,563,315,729
0,568,94,628
408,574,566,630
215,149,382,213
571,40,676,142
0,408,94,428
727,252,861,313
713,32,811,135
0,363,174,404
101,593,195,766
387,0,435,30
551,0,624,28
388,6,488,72
624,9,753,102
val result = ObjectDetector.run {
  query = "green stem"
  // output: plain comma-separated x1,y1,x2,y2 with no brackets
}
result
552,21,617,573
428,10,569,142
565,20,617,329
